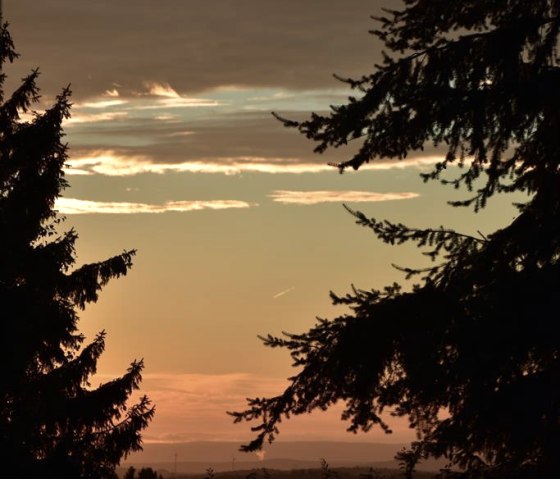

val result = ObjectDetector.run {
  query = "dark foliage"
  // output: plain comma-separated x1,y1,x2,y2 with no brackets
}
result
138,467,161,479
123,466,162,479
231,1,560,478
0,24,153,478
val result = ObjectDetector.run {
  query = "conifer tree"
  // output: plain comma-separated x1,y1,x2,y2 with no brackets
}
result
0,24,153,478
231,2,560,477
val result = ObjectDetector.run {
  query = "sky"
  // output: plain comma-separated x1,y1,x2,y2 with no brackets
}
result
5,0,520,453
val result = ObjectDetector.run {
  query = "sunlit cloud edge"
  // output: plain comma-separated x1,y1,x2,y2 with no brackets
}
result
65,150,441,176
269,190,420,205
56,198,256,215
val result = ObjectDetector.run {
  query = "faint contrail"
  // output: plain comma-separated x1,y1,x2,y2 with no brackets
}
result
273,286,295,299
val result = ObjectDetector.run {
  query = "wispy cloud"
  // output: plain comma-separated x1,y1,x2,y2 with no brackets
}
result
136,97,221,109
80,99,128,109
56,198,255,215
136,82,222,108
65,150,336,176
92,371,414,444
165,130,195,137
65,111,129,125
145,81,183,98
63,83,219,128
269,190,420,205
65,149,443,177
102,372,291,443
355,156,440,171
154,113,180,121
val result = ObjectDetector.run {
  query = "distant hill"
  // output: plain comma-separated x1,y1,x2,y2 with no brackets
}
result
117,465,439,479
121,441,446,475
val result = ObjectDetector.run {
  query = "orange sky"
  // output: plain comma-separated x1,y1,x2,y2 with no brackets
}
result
5,0,521,450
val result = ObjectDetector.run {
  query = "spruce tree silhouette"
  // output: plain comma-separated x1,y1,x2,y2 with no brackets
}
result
231,2,560,478
0,24,153,478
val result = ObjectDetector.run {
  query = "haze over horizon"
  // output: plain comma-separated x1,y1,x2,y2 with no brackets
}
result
4,0,519,448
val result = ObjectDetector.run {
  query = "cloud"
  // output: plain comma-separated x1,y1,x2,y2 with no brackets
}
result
165,130,195,137
269,190,420,205
53,84,444,175
145,81,182,98
118,372,290,443
91,371,414,444
65,111,129,125
8,0,385,100
66,150,442,177
155,114,180,121
134,82,222,108
65,150,336,176
137,97,221,109
360,156,441,171
56,198,255,215
66,83,219,125
80,99,128,109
